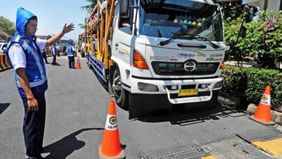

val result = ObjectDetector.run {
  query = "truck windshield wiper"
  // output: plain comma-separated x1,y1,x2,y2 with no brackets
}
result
159,27,187,46
187,36,220,49
159,29,220,49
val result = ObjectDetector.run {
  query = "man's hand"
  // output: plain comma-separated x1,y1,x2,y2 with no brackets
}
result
62,23,75,34
27,97,39,111
46,23,75,47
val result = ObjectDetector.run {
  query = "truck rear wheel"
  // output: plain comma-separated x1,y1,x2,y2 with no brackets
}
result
87,56,93,69
111,67,129,110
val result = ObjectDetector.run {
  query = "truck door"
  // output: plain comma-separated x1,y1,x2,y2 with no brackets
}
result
111,3,135,70
110,2,136,108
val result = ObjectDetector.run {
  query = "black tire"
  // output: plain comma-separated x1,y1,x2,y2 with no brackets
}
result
111,67,129,110
88,62,92,69
87,57,93,69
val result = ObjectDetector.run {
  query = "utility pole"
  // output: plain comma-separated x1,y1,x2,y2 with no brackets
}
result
264,0,268,10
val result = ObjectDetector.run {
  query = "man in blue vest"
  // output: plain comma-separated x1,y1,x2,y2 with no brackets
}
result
67,42,75,69
6,7,74,159
51,44,57,65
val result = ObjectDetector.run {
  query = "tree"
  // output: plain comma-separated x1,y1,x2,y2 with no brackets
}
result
78,23,85,29
224,10,282,68
0,16,15,41
81,0,97,13
47,35,52,39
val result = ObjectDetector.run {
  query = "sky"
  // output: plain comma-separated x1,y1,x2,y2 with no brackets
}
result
0,0,89,41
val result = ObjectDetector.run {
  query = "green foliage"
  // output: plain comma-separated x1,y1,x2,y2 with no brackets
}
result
81,0,97,13
0,16,15,40
224,11,282,64
222,66,282,109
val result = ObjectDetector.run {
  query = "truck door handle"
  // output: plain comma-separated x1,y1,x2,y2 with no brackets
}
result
115,43,119,50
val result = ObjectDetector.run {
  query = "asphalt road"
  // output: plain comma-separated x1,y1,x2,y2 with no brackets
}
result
0,56,281,159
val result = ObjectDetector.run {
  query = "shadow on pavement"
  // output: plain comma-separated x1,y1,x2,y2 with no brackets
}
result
135,102,246,126
51,62,61,66
43,127,103,159
0,103,10,114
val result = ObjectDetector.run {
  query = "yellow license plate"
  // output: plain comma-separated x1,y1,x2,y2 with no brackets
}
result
178,89,198,97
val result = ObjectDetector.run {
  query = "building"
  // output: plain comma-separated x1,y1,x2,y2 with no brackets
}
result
215,0,282,10
243,0,282,10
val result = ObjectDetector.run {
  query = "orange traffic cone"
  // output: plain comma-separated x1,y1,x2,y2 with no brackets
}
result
76,57,81,69
251,85,274,125
98,99,124,159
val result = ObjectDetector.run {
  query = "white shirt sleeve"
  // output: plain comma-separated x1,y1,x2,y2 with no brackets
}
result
36,38,47,52
8,44,26,70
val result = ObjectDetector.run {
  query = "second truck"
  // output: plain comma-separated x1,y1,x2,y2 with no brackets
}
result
83,0,228,118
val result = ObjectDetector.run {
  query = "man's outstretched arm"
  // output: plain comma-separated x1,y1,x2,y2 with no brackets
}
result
45,23,75,48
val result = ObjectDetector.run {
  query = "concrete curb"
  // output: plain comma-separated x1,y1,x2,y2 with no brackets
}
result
218,95,241,107
218,94,282,125
247,104,282,125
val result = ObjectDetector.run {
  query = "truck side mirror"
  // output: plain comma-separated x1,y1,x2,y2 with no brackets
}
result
120,0,129,18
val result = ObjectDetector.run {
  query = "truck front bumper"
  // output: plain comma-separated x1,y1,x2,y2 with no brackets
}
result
130,77,223,104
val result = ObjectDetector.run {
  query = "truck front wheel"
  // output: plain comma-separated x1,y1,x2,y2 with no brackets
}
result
111,67,129,110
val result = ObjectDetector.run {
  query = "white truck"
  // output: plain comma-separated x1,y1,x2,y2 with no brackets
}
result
85,0,228,118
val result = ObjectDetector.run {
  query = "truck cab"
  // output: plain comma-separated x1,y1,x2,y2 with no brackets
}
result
87,0,228,118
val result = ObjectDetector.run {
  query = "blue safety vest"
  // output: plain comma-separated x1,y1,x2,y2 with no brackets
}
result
6,35,48,98
67,45,74,56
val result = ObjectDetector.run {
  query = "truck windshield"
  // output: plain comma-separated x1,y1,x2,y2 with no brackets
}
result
139,0,223,41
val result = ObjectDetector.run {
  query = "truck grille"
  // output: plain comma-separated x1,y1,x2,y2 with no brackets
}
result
152,61,219,76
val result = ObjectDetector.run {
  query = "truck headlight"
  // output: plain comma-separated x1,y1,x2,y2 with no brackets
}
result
138,82,159,92
199,84,209,89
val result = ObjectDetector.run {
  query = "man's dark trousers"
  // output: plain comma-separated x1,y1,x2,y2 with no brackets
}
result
68,56,75,68
21,94,46,157
52,55,56,65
